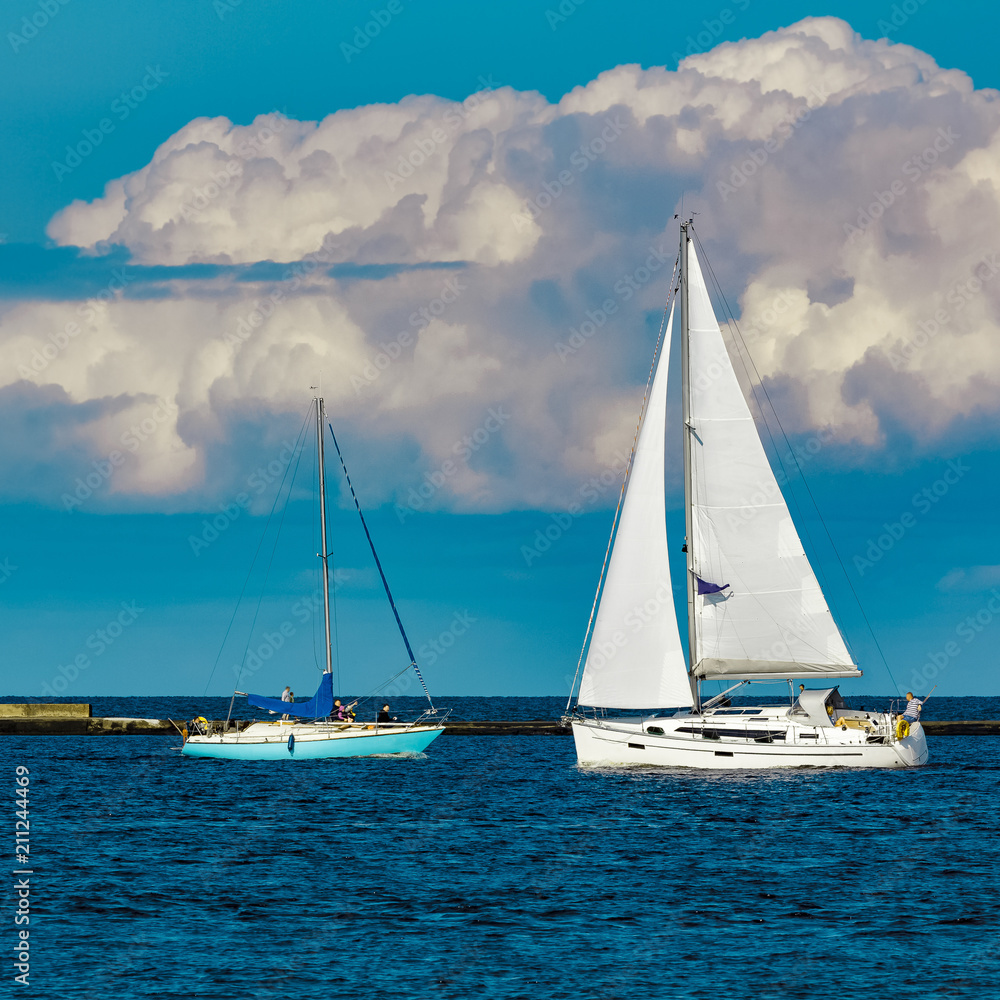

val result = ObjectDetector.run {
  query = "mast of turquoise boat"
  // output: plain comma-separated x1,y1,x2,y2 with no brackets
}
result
315,396,334,677
679,221,700,714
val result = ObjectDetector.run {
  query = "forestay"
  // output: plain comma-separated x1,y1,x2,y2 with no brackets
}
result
578,304,693,709
685,243,859,680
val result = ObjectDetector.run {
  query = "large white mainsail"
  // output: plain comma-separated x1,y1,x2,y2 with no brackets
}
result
578,304,693,709
684,241,858,680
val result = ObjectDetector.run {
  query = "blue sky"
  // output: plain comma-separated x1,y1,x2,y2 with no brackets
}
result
2,0,1000,701
5,0,1000,246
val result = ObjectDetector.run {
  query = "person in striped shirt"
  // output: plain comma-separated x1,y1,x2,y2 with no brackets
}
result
895,691,924,739
903,693,924,722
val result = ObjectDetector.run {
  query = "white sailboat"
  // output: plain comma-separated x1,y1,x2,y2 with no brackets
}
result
568,222,927,769
182,396,447,761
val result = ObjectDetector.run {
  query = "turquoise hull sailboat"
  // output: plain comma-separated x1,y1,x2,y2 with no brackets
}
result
182,722,445,761
182,396,447,761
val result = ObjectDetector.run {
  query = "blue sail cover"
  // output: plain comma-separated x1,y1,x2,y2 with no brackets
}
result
248,672,334,719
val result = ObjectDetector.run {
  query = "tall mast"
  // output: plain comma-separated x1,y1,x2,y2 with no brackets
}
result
315,396,334,676
679,222,698,708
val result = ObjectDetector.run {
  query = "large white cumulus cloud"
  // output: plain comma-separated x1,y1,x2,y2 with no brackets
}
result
6,16,1000,510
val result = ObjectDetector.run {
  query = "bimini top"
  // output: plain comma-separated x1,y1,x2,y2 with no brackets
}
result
788,687,846,728
248,672,334,719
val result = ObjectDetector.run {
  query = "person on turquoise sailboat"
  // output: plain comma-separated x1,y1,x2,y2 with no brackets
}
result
333,699,356,722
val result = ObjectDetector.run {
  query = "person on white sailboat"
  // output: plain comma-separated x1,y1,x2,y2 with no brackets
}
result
894,691,924,738
794,684,813,714
903,692,923,721
281,685,292,720
378,704,397,724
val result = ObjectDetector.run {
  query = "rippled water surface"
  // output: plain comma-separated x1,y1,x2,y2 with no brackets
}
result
5,701,1000,999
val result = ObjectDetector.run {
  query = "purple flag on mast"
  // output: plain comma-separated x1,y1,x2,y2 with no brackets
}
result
696,576,730,596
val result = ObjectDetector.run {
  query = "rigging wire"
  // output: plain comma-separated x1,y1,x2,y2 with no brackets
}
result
233,422,309,692
347,662,417,713
690,227,900,693
205,409,311,699
326,421,435,709
565,254,680,713
328,482,342,698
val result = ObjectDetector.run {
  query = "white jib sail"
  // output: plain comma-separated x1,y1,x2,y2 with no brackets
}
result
578,304,693,709
685,242,858,680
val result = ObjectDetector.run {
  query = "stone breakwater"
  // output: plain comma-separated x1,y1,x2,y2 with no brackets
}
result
0,708,995,736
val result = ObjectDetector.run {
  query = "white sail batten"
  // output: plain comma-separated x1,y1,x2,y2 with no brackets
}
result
685,243,859,680
578,305,693,709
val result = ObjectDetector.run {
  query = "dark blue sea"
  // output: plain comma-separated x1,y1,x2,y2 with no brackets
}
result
5,696,1000,998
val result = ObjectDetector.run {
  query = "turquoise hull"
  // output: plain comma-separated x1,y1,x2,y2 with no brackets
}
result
181,725,444,761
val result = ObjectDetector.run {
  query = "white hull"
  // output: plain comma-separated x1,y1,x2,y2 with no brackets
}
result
572,712,927,769
182,721,444,760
